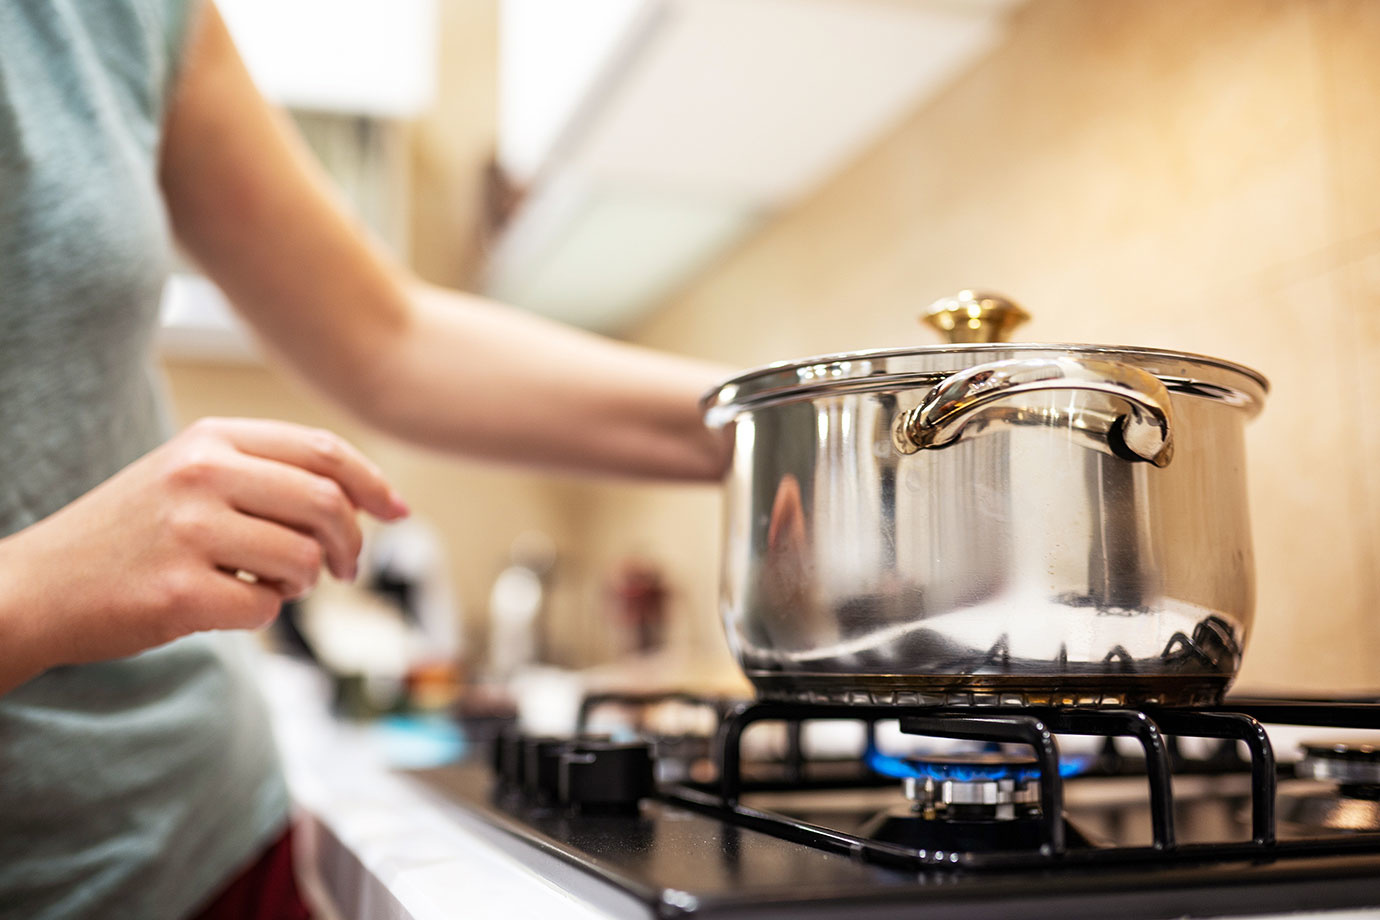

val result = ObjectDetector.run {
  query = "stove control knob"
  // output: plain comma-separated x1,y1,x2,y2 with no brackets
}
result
559,739,654,813
522,736,571,803
492,729,527,789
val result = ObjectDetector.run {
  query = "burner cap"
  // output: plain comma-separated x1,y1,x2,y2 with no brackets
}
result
1298,742,1380,786
886,754,1042,814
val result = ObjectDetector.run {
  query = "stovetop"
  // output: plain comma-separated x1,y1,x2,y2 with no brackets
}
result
410,696,1380,919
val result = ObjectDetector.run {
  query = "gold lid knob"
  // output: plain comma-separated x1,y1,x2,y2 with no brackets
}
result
922,290,1030,344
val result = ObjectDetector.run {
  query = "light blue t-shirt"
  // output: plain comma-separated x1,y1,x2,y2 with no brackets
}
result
0,2,290,917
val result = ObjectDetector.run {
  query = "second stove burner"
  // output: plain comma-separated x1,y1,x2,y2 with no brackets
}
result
1281,742,1380,835
1297,742,1380,789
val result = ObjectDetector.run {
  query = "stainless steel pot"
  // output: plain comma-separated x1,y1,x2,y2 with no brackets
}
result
703,291,1268,707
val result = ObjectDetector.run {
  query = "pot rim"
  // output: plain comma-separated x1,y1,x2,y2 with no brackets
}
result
702,342,1269,424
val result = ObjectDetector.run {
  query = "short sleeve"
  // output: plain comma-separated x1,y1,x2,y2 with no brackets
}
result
159,0,205,98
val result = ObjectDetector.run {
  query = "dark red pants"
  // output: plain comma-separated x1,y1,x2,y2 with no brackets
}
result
191,827,312,920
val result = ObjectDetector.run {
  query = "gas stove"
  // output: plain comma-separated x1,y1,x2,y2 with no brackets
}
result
411,695,1380,919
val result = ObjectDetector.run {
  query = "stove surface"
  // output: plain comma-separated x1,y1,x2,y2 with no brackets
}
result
411,766,1380,919
411,697,1380,919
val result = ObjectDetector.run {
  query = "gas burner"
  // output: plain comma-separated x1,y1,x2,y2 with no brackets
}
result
1281,742,1380,834
861,751,1041,853
886,752,1042,821
857,752,1097,854
866,748,1096,820
1297,742,1380,790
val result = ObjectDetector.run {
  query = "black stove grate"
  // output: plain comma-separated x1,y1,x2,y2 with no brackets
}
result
658,698,1380,871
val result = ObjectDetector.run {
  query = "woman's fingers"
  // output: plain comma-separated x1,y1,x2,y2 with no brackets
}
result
209,512,326,598
225,454,364,579
205,567,288,630
194,417,408,521
159,417,412,592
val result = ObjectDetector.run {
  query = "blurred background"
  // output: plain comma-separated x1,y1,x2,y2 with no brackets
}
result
159,0,1380,703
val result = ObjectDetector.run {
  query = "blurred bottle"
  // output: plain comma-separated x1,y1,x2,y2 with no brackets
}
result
610,558,668,655
487,531,557,681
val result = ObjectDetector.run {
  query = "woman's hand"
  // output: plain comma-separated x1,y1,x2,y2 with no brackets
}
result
0,418,408,690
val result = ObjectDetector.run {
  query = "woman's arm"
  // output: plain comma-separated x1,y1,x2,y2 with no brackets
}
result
158,4,731,482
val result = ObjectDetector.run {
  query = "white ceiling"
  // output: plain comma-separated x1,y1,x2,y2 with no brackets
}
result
567,0,1011,202
498,0,650,182
220,0,438,116
487,0,1022,332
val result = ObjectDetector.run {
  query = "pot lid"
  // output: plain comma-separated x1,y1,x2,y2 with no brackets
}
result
703,291,1269,425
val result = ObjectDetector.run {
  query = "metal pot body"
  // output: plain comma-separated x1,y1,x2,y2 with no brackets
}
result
706,344,1268,707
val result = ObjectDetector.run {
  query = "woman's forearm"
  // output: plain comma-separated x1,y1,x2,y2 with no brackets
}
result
348,282,733,481
158,5,733,481
0,535,53,694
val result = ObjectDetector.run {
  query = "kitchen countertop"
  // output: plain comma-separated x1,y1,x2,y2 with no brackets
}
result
257,652,1380,920
259,654,609,920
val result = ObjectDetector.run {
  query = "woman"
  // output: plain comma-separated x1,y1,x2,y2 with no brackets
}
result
0,1,728,917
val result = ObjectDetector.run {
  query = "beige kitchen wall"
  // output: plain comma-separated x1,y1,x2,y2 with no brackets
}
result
557,0,1380,694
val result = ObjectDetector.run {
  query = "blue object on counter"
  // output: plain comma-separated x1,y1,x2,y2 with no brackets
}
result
371,715,467,769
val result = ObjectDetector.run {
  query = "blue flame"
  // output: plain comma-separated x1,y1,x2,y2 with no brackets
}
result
864,745,1093,782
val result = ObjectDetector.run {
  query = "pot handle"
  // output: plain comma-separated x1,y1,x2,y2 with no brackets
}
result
891,356,1176,467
